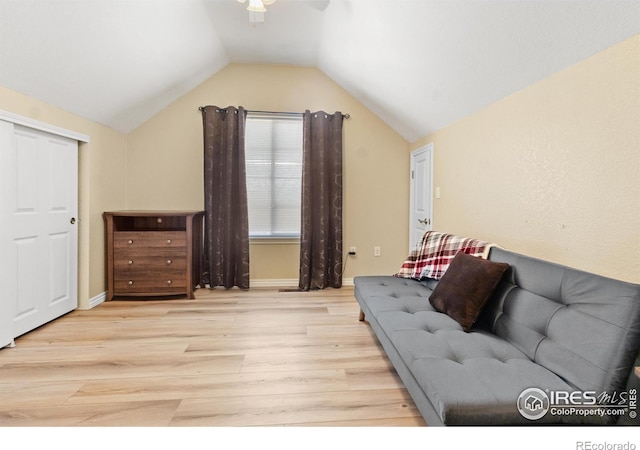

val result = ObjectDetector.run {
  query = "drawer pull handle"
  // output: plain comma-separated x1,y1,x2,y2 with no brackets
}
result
128,239,133,245
128,260,133,265
128,280,134,286
166,239,172,244
167,280,172,285
157,218,163,224
167,259,172,265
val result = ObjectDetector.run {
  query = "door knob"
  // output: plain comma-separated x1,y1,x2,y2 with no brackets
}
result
418,218,430,225
70,217,76,224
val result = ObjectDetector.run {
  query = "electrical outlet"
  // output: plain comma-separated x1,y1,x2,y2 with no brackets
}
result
374,246,381,257
349,246,357,256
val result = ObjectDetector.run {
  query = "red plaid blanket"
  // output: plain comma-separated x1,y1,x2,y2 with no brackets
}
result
395,231,496,280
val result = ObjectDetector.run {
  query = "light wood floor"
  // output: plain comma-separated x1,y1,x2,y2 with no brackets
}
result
0,287,426,427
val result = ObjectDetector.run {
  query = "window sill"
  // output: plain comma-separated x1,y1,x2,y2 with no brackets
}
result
250,237,301,245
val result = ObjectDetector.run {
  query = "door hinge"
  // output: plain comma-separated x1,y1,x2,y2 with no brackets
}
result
411,170,414,179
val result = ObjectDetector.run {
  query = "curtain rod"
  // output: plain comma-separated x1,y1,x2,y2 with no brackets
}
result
198,106,350,120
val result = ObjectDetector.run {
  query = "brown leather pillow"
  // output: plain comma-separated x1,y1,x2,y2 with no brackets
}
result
429,251,509,332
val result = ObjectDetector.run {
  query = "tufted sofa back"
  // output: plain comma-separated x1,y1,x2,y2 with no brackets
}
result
480,248,640,393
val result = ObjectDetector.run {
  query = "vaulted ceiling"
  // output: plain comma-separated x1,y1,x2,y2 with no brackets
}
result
1,0,639,142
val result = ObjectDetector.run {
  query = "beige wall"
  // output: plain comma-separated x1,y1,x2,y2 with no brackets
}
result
412,35,640,283
0,85,128,307
126,64,411,282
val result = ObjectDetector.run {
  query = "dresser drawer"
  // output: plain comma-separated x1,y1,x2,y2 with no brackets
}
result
114,231,186,249
114,275,187,294
114,255,187,271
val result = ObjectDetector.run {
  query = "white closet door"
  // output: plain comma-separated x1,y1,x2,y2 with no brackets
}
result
0,120,78,341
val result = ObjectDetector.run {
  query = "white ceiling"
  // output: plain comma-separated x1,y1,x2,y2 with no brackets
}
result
1,0,639,141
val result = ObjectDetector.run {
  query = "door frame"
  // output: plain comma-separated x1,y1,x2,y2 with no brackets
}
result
0,110,89,143
409,143,434,251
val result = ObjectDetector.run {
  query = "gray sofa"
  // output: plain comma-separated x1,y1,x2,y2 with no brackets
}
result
354,247,640,425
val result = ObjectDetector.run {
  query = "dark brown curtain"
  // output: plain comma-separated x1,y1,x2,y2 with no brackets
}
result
298,110,344,290
201,106,250,289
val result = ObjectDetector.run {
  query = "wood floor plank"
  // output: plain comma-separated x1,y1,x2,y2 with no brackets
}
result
68,301,174,319
232,313,362,329
0,380,83,408
326,304,362,316
222,325,308,338
12,320,120,346
241,349,392,373
101,318,236,343
0,342,190,363
184,334,382,357
306,324,377,338
0,354,245,383
67,369,350,405
0,400,180,427
346,367,407,391
171,389,421,426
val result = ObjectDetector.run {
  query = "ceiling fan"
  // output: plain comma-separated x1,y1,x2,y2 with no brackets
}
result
237,0,331,23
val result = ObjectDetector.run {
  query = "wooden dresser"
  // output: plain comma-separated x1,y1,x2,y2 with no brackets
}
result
103,211,204,301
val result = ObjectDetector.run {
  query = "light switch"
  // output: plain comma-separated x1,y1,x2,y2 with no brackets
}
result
435,187,441,199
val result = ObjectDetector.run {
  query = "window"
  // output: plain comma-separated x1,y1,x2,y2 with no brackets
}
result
245,112,303,238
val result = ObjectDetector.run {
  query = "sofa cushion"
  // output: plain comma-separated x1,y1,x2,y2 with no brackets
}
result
375,308,593,424
429,252,509,331
354,275,437,300
483,248,640,394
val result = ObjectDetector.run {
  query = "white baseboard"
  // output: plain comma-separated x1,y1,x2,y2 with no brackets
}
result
250,278,354,288
87,291,107,309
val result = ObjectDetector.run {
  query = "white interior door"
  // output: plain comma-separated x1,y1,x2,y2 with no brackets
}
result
0,120,78,340
409,144,433,251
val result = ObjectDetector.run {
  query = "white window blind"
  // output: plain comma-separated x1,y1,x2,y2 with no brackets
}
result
245,112,303,238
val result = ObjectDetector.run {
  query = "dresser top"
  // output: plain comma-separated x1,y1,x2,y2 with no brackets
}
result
104,210,204,217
